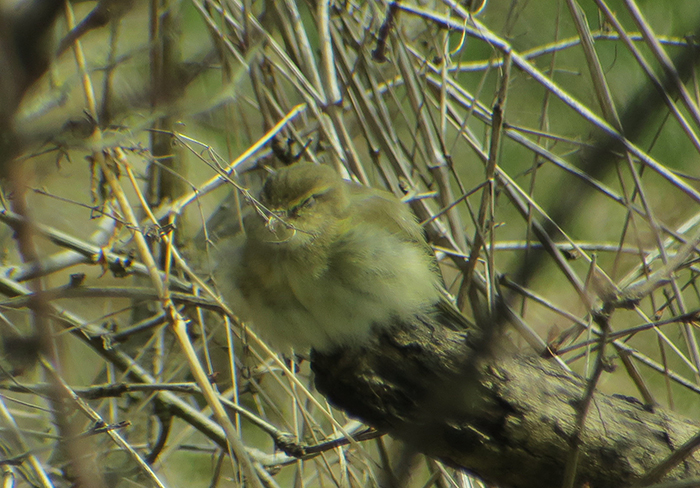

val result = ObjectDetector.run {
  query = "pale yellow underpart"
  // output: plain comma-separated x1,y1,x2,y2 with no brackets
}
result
244,233,438,353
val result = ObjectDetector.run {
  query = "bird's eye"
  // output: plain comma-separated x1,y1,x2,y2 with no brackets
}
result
301,196,316,209
290,196,315,217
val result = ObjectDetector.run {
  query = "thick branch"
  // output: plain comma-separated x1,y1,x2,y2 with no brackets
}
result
311,315,700,488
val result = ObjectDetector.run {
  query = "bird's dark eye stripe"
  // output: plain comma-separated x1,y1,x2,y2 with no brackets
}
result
291,186,330,210
290,196,317,216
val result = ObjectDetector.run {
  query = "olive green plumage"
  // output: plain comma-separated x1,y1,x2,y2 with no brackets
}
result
224,163,458,353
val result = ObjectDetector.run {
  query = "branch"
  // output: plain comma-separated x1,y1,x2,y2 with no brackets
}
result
311,313,700,488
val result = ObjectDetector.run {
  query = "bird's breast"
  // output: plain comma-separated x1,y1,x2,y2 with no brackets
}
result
240,226,441,352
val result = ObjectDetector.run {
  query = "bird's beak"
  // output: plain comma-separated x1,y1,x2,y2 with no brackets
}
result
264,211,296,243
266,210,286,233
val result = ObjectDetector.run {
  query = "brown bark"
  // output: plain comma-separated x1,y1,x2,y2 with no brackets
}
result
311,313,700,488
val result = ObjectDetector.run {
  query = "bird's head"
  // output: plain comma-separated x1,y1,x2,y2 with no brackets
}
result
247,164,350,247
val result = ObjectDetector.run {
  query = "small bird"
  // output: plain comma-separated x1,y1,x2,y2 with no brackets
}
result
223,163,466,354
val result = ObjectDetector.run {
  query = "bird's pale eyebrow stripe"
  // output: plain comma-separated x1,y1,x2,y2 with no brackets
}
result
290,184,332,208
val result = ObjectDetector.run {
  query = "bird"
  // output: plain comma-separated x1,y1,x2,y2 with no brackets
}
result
221,162,468,355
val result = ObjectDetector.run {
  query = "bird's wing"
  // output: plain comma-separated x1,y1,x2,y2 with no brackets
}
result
345,184,440,274
344,183,474,331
